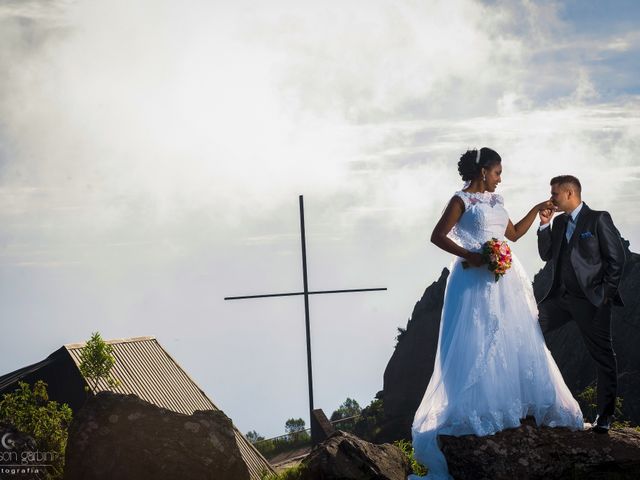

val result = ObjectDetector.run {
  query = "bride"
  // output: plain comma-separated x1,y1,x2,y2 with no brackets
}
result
410,148,584,480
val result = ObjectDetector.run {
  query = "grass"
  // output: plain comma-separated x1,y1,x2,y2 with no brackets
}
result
394,439,428,477
260,463,306,480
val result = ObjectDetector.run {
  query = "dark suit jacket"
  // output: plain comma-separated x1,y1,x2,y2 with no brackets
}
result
537,203,626,307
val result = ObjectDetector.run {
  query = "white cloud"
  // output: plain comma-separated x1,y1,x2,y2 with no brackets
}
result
0,0,639,437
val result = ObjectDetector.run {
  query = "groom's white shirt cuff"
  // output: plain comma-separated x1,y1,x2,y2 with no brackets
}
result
538,223,551,231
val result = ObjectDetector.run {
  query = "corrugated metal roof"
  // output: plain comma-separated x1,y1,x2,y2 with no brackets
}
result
65,336,275,479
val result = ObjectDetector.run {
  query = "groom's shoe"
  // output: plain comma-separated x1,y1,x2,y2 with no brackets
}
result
592,414,612,434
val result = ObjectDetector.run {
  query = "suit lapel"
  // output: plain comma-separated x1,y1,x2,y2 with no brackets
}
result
568,203,591,250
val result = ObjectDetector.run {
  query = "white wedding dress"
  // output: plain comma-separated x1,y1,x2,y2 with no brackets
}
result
410,190,584,480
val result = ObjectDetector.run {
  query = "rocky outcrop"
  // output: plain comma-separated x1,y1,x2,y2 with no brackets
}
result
63,392,250,480
381,269,448,441
383,240,640,441
297,430,410,480
441,417,640,479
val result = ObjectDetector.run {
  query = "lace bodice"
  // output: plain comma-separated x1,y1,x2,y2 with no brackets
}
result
449,190,509,251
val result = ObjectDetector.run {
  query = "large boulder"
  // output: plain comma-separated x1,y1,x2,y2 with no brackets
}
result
298,430,410,480
63,392,250,480
441,417,640,479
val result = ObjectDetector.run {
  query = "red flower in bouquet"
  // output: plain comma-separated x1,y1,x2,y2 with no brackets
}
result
462,238,512,282
483,238,512,281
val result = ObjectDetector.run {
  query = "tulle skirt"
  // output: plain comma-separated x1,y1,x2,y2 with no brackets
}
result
409,254,584,480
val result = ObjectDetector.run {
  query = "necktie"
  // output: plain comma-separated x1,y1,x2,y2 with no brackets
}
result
566,215,576,242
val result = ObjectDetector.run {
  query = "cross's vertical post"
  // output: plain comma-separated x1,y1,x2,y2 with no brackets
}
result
224,195,387,445
299,195,315,427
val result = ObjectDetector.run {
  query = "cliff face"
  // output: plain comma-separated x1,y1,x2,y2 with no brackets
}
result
382,240,640,441
381,268,448,441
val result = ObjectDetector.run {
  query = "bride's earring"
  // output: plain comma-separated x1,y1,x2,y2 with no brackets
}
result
483,174,487,182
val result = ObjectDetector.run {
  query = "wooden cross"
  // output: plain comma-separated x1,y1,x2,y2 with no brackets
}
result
225,195,386,443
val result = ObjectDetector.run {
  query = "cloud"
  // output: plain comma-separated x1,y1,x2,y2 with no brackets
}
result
0,0,524,227
0,0,639,437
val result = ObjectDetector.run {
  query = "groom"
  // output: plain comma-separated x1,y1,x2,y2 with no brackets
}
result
537,175,626,433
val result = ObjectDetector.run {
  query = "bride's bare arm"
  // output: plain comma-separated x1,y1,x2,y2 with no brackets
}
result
505,200,554,241
431,196,483,266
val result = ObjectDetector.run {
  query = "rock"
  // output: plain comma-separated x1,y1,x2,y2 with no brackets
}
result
441,417,640,479
0,422,47,480
381,269,448,441
63,391,250,480
298,430,410,480
0,421,38,454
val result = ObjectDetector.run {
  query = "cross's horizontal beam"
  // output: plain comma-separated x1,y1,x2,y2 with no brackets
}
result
224,287,387,301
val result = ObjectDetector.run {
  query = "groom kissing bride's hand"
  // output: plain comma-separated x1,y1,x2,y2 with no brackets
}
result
463,199,555,269
539,205,557,225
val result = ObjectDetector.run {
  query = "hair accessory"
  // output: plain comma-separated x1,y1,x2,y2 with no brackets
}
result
475,148,482,164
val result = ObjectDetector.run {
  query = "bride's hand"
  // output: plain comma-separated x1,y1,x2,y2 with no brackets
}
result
539,208,554,225
535,200,555,212
464,252,484,267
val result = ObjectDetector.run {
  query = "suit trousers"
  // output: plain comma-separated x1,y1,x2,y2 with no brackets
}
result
538,291,617,417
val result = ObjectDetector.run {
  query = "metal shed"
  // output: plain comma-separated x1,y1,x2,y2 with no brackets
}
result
0,336,275,479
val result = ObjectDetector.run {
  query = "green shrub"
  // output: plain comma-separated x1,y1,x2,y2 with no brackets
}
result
78,332,119,392
0,380,72,479
260,463,306,480
330,398,362,433
394,438,427,477
351,397,384,441
576,385,628,425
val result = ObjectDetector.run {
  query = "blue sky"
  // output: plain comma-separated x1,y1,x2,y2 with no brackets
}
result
0,0,639,438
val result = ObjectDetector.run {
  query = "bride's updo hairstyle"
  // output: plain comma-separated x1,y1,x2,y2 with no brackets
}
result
457,147,502,181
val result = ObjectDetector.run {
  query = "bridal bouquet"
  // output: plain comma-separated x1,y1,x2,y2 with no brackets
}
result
463,238,512,282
